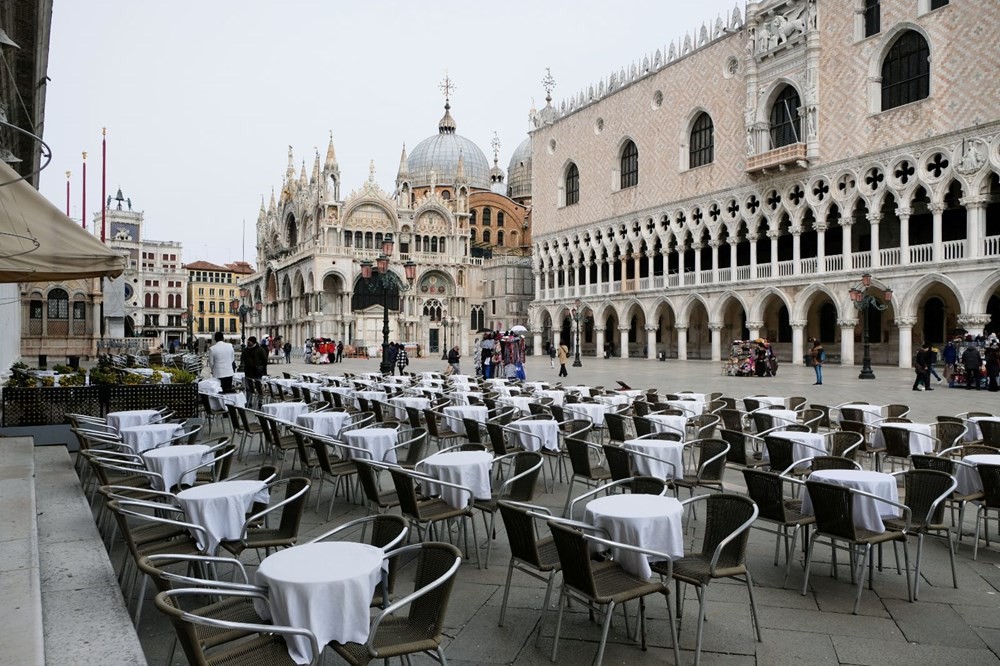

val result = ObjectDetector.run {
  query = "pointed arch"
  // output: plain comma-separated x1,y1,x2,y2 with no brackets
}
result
747,286,793,322
678,292,712,326
897,272,967,320
710,290,749,323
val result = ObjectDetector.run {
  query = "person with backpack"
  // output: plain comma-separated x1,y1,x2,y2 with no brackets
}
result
962,344,983,390
809,337,824,385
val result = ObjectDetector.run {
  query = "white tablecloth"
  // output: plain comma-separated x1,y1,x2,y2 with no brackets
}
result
198,378,222,393
450,391,484,406
535,390,566,406
417,450,493,508
262,401,308,422
955,454,1000,495
120,423,182,453
296,411,352,439
389,396,430,422
966,416,1000,442
801,470,899,534
839,403,887,425
256,541,383,664
354,390,387,410
585,494,684,579
663,400,701,417
107,409,160,432
873,422,935,453
268,378,298,388
764,409,801,429
142,444,209,491
564,385,592,397
176,479,269,553
564,402,609,427
492,384,521,397
596,393,631,408
509,419,560,452
523,381,549,391
442,405,488,434
765,430,828,463
755,396,789,409
206,391,247,412
342,427,398,463
647,414,687,437
623,438,684,480
498,396,533,415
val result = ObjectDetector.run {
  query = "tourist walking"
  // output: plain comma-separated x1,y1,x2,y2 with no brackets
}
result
396,344,409,376
912,343,932,391
927,345,942,382
242,335,268,406
808,338,824,385
943,341,958,387
336,340,344,362
283,340,292,364
447,346,461,375
549,342,556,369
963,344,983,390
557,342,569,377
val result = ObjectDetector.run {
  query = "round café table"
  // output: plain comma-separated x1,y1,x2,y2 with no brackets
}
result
623,438,684,480
107,409,160,432
176,479,269,553
800,469,899,533
120,423,182,453
417,450,493,509
295,411,352,439
256,541,385,664
585,494,684,579
142,444,209,491
342,427,398,463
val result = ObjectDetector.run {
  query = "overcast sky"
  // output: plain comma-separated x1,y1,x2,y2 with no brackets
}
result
39,0,740,267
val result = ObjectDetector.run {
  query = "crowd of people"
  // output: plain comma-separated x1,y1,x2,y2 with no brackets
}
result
303,338,344,364
725,339,778,377
472,331,527,380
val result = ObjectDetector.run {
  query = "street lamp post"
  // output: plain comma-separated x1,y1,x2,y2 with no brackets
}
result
360,233,417,375
230,288,263,352
571,298,583,367
441,307,449,361
849,273,893,380
180,308,193,351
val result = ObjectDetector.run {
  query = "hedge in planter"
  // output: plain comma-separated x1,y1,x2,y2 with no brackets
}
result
104,383,199,418
2,386,102,427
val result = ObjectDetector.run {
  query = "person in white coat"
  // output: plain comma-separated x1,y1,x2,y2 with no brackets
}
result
208,331,235,392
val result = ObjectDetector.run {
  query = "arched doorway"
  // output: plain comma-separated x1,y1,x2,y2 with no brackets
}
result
922,297,946,344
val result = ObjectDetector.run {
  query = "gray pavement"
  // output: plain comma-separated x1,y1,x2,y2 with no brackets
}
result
132,354,1000,665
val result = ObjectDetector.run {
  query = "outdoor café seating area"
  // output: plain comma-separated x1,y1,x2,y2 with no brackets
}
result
62,366,1000,664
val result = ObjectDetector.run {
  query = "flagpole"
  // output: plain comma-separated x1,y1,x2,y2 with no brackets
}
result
81,152,87,229
65,170,71,218
100,128,107,242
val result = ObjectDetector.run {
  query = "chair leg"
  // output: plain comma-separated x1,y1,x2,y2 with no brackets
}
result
551,588,567,662
498,561,515,627
852,544,870,615
535,572,557,648
945,530,959,590
595,600,616,666
902,538,913,603
782,525,801,589
693,586,707,666
665,590,681,666
562,478,577,518
914,533,924,600
745,572,763,642
801,531,819,597
974,507,985,561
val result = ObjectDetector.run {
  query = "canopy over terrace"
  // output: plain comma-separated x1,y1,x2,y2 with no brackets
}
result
0,161,125,282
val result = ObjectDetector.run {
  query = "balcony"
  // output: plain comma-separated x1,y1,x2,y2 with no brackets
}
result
746,143,808,174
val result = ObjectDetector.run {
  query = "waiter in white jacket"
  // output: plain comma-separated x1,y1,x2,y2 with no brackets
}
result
208,331,235,392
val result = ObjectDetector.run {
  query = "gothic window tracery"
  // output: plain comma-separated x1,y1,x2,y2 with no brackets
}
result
689,112,715,168
769,86,802,149
566,163,580,205
620,140,638,189
881,31,930,111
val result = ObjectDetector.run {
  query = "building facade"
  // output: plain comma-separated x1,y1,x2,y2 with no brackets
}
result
183,260,254,346
240,96,533,355
102,191,187,350
528,0,1000,368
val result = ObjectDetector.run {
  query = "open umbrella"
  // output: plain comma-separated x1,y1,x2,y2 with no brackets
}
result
510,325,528,334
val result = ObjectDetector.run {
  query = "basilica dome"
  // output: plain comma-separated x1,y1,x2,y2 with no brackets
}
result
506,135,532,200
407,102,491,190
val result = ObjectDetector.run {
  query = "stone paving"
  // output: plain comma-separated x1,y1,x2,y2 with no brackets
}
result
132,354,1000,665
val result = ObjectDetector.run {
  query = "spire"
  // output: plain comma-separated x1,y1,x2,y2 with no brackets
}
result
438,72,457,134
489,132,504,185
455,150,466,184
324,131,338,171
286,145,295,180
268,187,276,214
396,142,408,179
312,149,320,184
299,159,308,188
258,195,265,218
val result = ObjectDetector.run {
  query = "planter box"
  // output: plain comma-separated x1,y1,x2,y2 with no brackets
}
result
105,383,199,418
2,386,102,427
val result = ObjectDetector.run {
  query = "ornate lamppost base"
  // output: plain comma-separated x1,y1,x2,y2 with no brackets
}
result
858,368,876,379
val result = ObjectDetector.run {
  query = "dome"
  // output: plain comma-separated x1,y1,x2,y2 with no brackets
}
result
407,103,491,189
506,135,532,200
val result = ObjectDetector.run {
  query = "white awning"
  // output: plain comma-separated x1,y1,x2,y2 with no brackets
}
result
0,162,125,282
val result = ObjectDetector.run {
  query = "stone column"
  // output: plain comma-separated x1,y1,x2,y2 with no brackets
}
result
841,220,853,270
868,213,881,269
792,229,801,275
676,325,688,361
963,197,986,260
632,254,641,288
709,322,723,362
646,251,655,284
769,232,779,275
693,243,702,284
898,208,911,266
646,325,658,359
815,209,828,272
618,326,630,358
594,326,605,360
791,319,806,367
710,240,720,284
746,320,763,341
533,331,543,357
748,234,758,278
553,330,561,350
729,239,738,279
838,318,857,366
895,316,916,369
931,202,945,263
581,261,591,295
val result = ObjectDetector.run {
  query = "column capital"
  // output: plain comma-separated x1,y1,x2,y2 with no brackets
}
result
896,207,911,218
675,324,689,331
957,314,991,327
960,196,988,209
592,325,605,333
644,325,658,332
894,316,917,327
837,318,858,327
867,213,882,224
708,323,724,331
929,202,946,214
790,320,808,329
746,320,764,329
618,326,631,334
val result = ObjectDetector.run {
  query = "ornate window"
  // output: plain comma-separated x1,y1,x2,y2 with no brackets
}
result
28,299,42,335
689,112,714,168
769,86,802,149
565,163,580,205
497,212,504,227
864,0,880,38
72,299,86,335
482,208,492,226
423,298,442,321
470,304,485,331
881,31,930,111
47,288,68,336
620,140,638,189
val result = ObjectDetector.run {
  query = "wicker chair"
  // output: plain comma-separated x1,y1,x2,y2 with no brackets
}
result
673,438,730,501
155,588,314,665
933,421,968,451
801,480,911,613
649,494,760,665
742,469,814,587
718,408,746,433
935,415,964,424
885,469,957,598
219,476,311,560
688,413,722,440
199,392,229,436
788,396,807,411
809,404,834,430
330,542,462,665
604,412,632,446
422,409,465,450
764,436,812,480
885,403,911,419
718,428,765,469
548,520,680,666
561,436,613,516
388,467,481,568
828,431,863,460
978,420,1000,447
474,451,543,568
880,425,938,472
496,501,561,645
632,415,655,438
973,464,1000,561
809,456,862,472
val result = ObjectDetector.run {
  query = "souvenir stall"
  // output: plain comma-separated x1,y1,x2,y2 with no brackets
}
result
950,337,993,389
723,339,778,377
496,332,527,380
